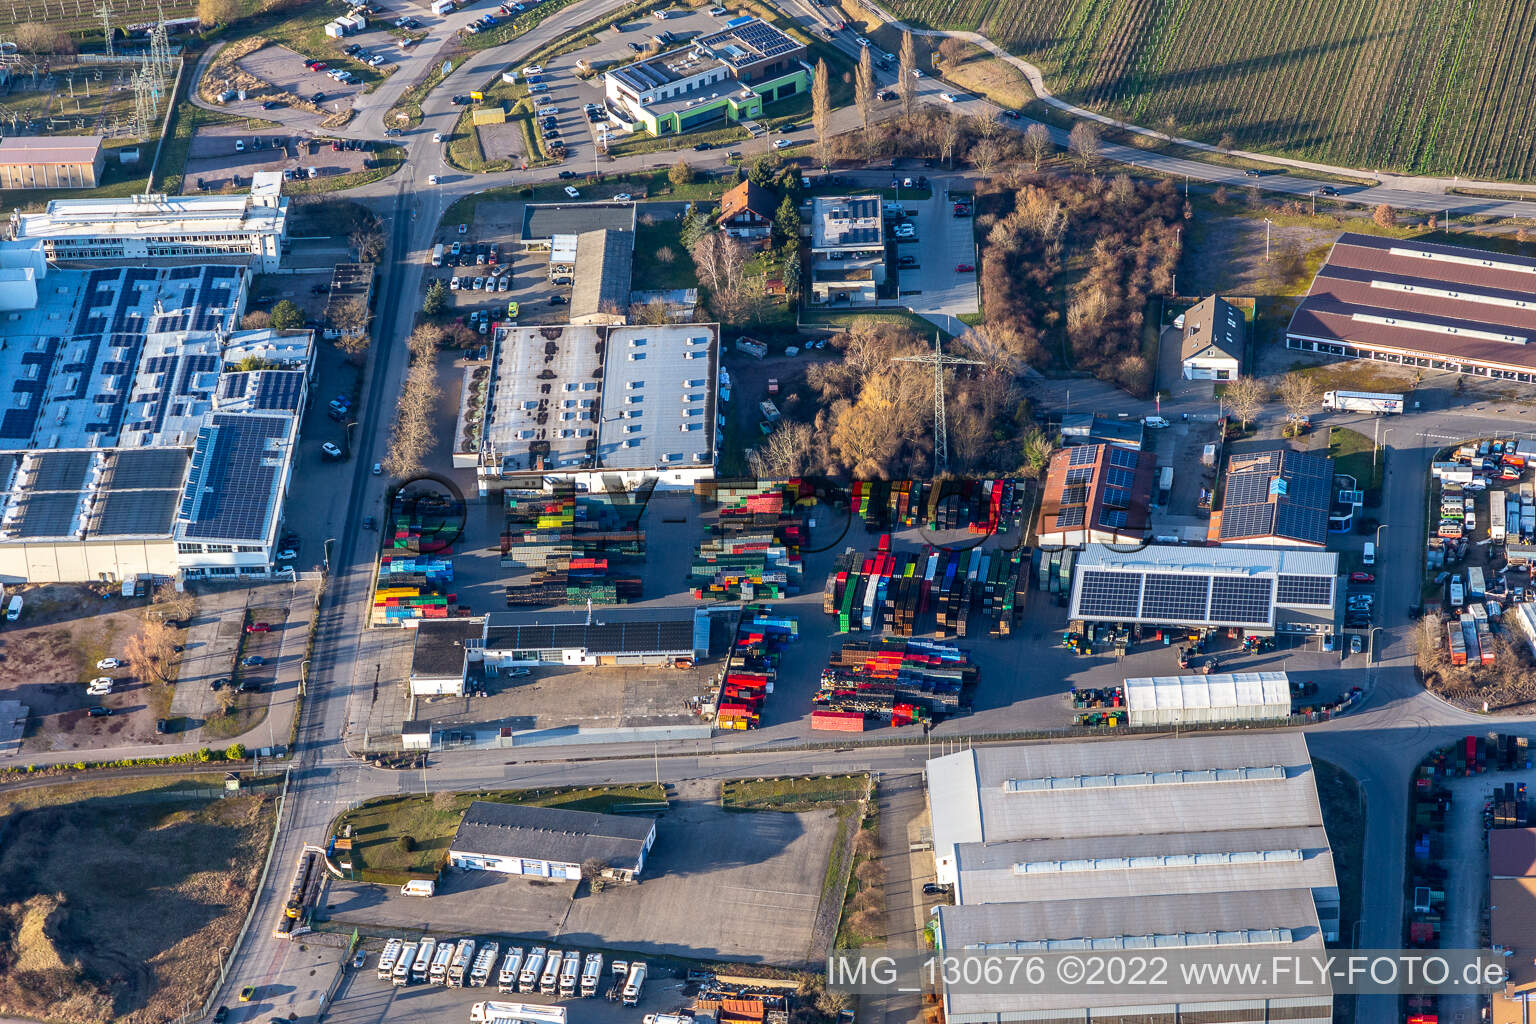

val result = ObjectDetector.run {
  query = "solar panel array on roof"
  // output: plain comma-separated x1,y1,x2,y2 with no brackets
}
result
1108,446,1139,469
13,491,78,538
111,447,190,490
1076,570,1142,618
1219,449,1333,545
179,413,289,541
248,371,305,412
96,487,182,535
1275,574,1333,607
31,451,92,492
1068,446,1098,466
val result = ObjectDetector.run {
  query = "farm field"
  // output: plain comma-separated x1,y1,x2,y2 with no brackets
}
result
3,0,195,34
876,0,1536,180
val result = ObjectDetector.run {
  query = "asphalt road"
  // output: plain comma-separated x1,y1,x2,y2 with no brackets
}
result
163,2,1536,1020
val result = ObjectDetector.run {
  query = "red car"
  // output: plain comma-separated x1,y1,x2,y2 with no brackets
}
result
309,61,328,72
955,263,974,273
1349,572,1374,584
245,622,272,633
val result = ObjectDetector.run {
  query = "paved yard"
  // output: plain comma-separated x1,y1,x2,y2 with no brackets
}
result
182,124,375,193
327,798,840,965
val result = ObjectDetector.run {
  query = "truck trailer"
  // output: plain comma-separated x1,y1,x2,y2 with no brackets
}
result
393,942,418,986
410,938,435,984
622,961,647,1006
377,938,404,980
580,953,604,997
470,1003,567,1024
1322,390,1404,414
430,939,457,985
471,942,500,987
447,938,476,986
1468,566,1487,599
498,947,524,992
519,947,546,993
539,948,563,994
558,949,581,997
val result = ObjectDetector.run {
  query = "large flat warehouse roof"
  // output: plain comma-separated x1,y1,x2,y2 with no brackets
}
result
1287,232,1536,371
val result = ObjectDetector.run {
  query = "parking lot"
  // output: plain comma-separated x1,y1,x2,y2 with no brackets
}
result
893,178,980,328
235,43,369,116
181,125,376,193
326,794,840,965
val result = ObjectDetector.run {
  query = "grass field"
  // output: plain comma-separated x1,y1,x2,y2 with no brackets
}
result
721,774,870,812
1329,425,1384,500
876,0,1536,180
332,784,666,876
0,774,277,1024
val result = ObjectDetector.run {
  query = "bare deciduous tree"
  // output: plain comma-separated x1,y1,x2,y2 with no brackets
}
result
1023,122,1052,170
939,110,964,167
812,59,832,169
125,619,177,687
972,107,1000,141
383,326,440,477
198,0,240,27
855,47,875,133
747,420,817,477
1067,121,1100,170
151,581,197,623
969,138,1001,177
1223,375,1269,430
350,225,385,262
898,31,918,126
1277,370,1321,422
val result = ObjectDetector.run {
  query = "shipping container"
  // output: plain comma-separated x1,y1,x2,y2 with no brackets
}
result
811,710,867,732
1468,566,1486,599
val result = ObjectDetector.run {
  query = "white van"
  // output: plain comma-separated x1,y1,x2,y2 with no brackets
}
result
1362,541,1376,566
400,879,436,897
5,595,20,621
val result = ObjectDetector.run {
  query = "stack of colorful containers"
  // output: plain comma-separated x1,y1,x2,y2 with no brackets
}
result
815,638,975,723
715,606,798,730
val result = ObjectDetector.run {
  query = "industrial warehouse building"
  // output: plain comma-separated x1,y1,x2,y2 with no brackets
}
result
1490,829,1536,1024
0,255,313,584
1122,671,1292,726
1286,232,1536,382
1179,294,1246,380
447,801,657,881
407,618,485,697
475,324,720,494
928,734,1338,1024
8,173,289,273
1068,543,1338,636
479,606,711,671
1212,448,1335,548
0,136,106,190
1034,443,1156,548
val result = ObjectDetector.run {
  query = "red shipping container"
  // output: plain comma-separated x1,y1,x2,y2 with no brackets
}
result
811,710,867,732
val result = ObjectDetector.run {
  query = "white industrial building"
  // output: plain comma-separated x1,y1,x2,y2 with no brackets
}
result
0,261,312,584
479,606,711,671
928,733,1339,1024
1122,671,1292,726
8,173,289,273
1069,543,1338,636
447,801,657,881
475,324,720,494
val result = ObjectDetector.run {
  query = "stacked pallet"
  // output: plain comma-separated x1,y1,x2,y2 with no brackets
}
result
815,638,975,721
692,519,803,601
499,491,644,568
715,607,798,730
504,556,642,606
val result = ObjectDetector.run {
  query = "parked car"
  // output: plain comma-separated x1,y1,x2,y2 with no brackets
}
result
1350,571,1375,583
321,441,344,460
955,263,974,273
564,185,581,198
1350,634,1363,654
922,882,951,895
246,622,272,633
372,462,383,475
87,706,112,717
363,515,377,530
213,1008,229,1024
549,295,567,305
242,655,265,668
240,987,256,1003
97,657,124,670
558,170,578,179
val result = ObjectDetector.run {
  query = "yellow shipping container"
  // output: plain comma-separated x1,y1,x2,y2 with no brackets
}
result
471,104,507,126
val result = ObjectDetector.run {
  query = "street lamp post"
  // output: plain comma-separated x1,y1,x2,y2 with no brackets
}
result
1263,217,1273,261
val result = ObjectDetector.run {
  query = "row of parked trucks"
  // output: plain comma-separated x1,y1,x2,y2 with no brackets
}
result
374,941,646,1004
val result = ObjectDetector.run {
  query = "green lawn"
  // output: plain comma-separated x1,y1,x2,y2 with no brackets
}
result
333,784,666,877
1329,426,1383,499
721,774,869,812
800,309,953,339
634,218,697,290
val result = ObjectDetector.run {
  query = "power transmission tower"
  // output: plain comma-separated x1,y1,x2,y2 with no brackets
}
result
96,1,114,58
149,2,172,78
893,332,981,479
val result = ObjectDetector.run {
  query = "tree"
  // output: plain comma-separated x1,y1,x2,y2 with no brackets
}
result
225,743,246,761
629,298,671,324
781,246,801,303
1224,375,1269,430
1021,427,1053,478
971,107,1000,141
1373,203,1396,228
151,580,197,623
898,30,918,125
198,0,240,28
125,619,177,687
383,325,440,477
432,789,457,811
269,300,303,331
1023,122,1052,170
938,109,964,167
748,420,816,476
746,154,780,189
970,138,1001,176
773,195,801,248
855,47,875,132
811,58,832,168
240,310,271,330
1067,121,1100,170
351,225,385,262
667,158,693,187
13,22,74,53
422,279,448,316
1277,370,1321,423
329,297,370,357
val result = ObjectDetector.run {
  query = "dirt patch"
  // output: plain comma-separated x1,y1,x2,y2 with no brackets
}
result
0,584,187,753
477,122,530,166
932,42,1035,109
0,775,277,1024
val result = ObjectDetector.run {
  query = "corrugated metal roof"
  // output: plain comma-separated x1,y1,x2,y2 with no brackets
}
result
450,801,655,868
0,135,103,164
